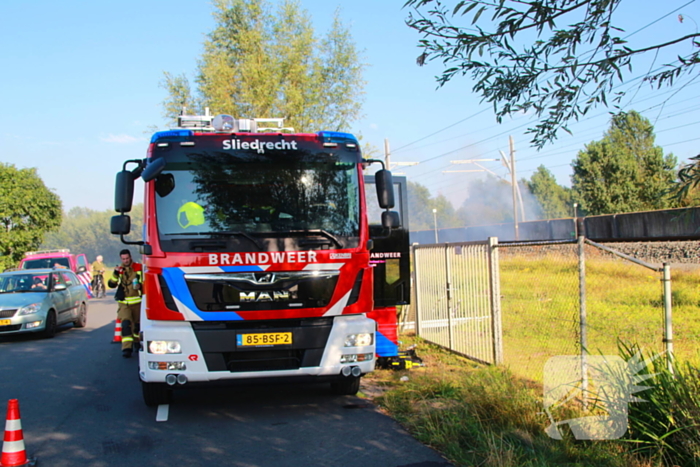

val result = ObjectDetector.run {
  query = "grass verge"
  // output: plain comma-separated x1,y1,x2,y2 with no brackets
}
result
363,336,699,467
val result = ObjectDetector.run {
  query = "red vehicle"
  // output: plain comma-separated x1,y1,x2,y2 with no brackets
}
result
111,113,409,406
19,249,93,299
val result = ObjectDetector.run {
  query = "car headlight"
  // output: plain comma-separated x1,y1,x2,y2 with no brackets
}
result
18,303,42,316
148,341,182,354
344,333,373,347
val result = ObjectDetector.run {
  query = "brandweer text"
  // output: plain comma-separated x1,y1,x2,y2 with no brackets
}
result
209,251,317,265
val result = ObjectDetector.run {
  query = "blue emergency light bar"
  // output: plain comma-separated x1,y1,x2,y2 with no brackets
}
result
317,131,358,145
151,130,194,144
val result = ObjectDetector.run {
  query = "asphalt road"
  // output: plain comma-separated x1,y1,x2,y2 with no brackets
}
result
0,295,451,467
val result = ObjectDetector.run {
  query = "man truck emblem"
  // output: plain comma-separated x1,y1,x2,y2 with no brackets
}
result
240,290,290,302
254,273,275,284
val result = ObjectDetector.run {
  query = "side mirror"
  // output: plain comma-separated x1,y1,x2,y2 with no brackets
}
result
115,170,135,213
77,266,86,274
111,215,131,235
142,157,166,182
54,284,67,292
374,169,395,209
382,211,400,229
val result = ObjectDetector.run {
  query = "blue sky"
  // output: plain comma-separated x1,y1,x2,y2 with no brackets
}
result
1,0,699,216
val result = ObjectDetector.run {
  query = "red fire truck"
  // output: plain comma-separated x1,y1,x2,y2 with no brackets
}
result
111,113,410,406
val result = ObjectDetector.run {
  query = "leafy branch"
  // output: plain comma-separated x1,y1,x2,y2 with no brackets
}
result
404,0,700,148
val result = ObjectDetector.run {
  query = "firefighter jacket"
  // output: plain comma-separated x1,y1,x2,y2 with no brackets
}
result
108,263,143,305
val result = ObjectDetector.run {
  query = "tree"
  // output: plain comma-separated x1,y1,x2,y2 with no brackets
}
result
162,0,365,132
41,205,143,267
526,166,572,219
405,0,700,148
571,111,677,215
674,154,700,206
0,164,62,270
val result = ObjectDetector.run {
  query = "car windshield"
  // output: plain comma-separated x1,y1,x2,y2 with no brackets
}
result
0,274,49,293
22,257,70,269
154,154,360,240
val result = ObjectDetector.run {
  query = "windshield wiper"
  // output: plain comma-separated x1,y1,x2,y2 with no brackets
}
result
164,231,263,251
277,229,343,249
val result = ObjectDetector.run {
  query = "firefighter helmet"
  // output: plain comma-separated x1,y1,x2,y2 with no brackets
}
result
177,202,205,229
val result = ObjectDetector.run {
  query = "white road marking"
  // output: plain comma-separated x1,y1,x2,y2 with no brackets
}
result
156,404,169,422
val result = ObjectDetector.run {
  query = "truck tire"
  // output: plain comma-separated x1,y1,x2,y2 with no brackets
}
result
142,381,172,407
330,376,361,396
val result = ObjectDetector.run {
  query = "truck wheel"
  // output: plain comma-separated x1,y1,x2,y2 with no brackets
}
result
141,381,172,407
330,376,361,396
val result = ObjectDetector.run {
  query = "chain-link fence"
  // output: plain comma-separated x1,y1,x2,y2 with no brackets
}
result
412,238,700,383
498,240,580,382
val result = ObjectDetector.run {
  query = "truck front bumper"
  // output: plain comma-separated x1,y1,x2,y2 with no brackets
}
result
139,314,376,384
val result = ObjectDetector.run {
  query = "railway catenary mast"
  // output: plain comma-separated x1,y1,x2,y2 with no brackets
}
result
111,112,410,406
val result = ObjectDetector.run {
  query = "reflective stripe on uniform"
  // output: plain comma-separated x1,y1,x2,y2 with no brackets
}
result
122,336,133,343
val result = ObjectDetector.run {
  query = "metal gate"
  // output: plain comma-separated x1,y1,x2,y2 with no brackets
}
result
413,239,502,364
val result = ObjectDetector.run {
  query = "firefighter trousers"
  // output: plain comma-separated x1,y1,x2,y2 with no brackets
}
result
117,302,141,351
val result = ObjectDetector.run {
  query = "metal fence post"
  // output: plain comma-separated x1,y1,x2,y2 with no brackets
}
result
578,235,588,410
413,245,422,337
662,263,674,373
445,244,454,351
488,237,503,364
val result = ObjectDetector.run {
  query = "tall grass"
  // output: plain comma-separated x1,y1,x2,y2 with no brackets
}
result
371,339,657,467
620,342,700,466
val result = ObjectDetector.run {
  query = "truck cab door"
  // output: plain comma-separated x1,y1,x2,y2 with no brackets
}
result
363,175,411,307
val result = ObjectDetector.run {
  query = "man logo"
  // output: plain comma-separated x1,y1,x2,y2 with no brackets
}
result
255,273,275,284
240,290,290,302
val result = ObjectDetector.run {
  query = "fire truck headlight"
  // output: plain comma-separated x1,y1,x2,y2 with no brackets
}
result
344,333,373,347
148,340,182,354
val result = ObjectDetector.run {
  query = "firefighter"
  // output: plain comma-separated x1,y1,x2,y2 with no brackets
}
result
108,249,143,358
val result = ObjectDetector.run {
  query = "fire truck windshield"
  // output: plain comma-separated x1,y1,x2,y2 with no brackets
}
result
153,152,360,251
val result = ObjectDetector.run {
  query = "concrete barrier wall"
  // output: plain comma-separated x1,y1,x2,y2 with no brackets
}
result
410,207,700,244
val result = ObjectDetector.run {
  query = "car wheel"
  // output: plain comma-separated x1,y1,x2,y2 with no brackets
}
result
42,310,57,339
142,381,172,407
73,303,87,328
330,376,361,396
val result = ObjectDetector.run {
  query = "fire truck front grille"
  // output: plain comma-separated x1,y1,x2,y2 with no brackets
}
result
192,318,333,372
184,271,340,312
224,349,304,372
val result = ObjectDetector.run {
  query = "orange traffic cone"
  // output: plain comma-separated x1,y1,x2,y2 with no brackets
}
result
111,319,122,344
0,399,36,467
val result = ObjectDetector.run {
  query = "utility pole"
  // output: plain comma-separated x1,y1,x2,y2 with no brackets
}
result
384,138,391,169
509,136,519,241
499,150,526,224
